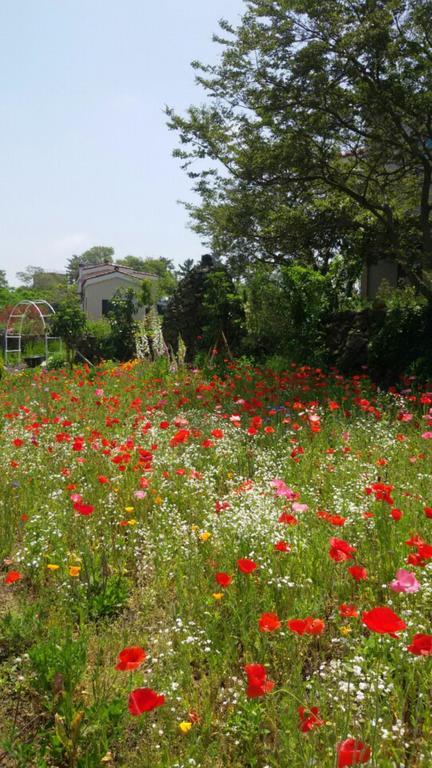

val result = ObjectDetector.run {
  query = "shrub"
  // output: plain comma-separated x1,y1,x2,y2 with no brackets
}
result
368,285,430,381
107,288,139,361
245,264,330,364
50,293,88,366
80,319,113,362
46,351,68,370
163,257,245,361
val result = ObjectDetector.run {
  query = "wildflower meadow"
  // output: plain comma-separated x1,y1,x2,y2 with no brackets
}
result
1,359,432,768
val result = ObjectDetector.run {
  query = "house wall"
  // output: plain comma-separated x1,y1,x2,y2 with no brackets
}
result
361,259,399,301
83,276,147,321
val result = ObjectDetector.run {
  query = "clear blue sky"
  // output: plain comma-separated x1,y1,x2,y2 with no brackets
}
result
0,0,245,285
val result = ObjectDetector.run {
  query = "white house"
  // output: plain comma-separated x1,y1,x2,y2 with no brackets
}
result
77,263,157,321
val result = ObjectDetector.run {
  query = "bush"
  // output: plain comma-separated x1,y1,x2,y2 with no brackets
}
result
367,285,431,382
163,257,245,361
245,264,330,364
46,351,68,370
108,288,139,361
50,293,88,366
80,319,113,363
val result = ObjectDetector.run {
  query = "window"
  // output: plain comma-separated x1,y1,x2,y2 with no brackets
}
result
101,299,113,316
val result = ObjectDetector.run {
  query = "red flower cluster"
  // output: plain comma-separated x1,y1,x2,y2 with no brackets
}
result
258,612,281,632
287,617,325,635
329,537,356,562
244,664,274,698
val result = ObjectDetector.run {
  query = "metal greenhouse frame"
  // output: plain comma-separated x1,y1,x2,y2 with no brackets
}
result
4,300,60,365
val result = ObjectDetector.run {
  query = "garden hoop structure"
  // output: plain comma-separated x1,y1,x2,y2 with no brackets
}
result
4,300,61,365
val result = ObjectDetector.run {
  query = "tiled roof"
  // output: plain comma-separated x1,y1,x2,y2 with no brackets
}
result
78,264,157,290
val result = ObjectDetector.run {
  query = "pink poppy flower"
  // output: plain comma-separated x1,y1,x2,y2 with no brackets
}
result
389,569,420,593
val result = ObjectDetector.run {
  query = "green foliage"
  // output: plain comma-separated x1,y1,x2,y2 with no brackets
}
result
50,293,88,365
368,285,430,381
29,629,87,705
246,264,330,364
85,575,130,621
0,269,9,290
66,246,114,283
202,269,245,351
168,0,432,296
176,258,195,279
46,351,68,370
140,278,154,307
107,288,139,361
80,319,113,363
163,260,244,360
117,256,177,297
0,605,41,660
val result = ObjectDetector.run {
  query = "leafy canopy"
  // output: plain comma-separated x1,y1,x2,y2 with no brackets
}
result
168,0,432,294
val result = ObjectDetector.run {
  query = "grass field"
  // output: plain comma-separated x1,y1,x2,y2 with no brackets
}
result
1,360,431,767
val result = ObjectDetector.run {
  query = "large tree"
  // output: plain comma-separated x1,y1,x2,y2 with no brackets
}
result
168,0,432,294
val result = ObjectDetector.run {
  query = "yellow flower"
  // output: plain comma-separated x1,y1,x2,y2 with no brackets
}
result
155,496,163,505
69,566,81,577
127,519,137,526
191,524,198,532
124,506,134,513
199,531,211,542
212,592,224,600
179,721,193,734
340,625,352,636
227,471,233,479
47,563,60,571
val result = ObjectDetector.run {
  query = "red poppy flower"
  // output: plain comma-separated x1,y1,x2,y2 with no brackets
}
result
237,558,258,574
170,429,190,447
128,687,165,715
407,633,432,656
339,604,358,618
287,617,325,635
115,646,146,671
258,612,281,632
337,738,371,767
4,570,22,585
348,565,368,581
73,501,95,516
278,512,298,525
417,543,432,560
274,541,291,552
317,510,347,526
424,507,432,519
215,572,232,587
298,706,324,732
329,537,356,562
362,606,406,635
244,664,274,698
